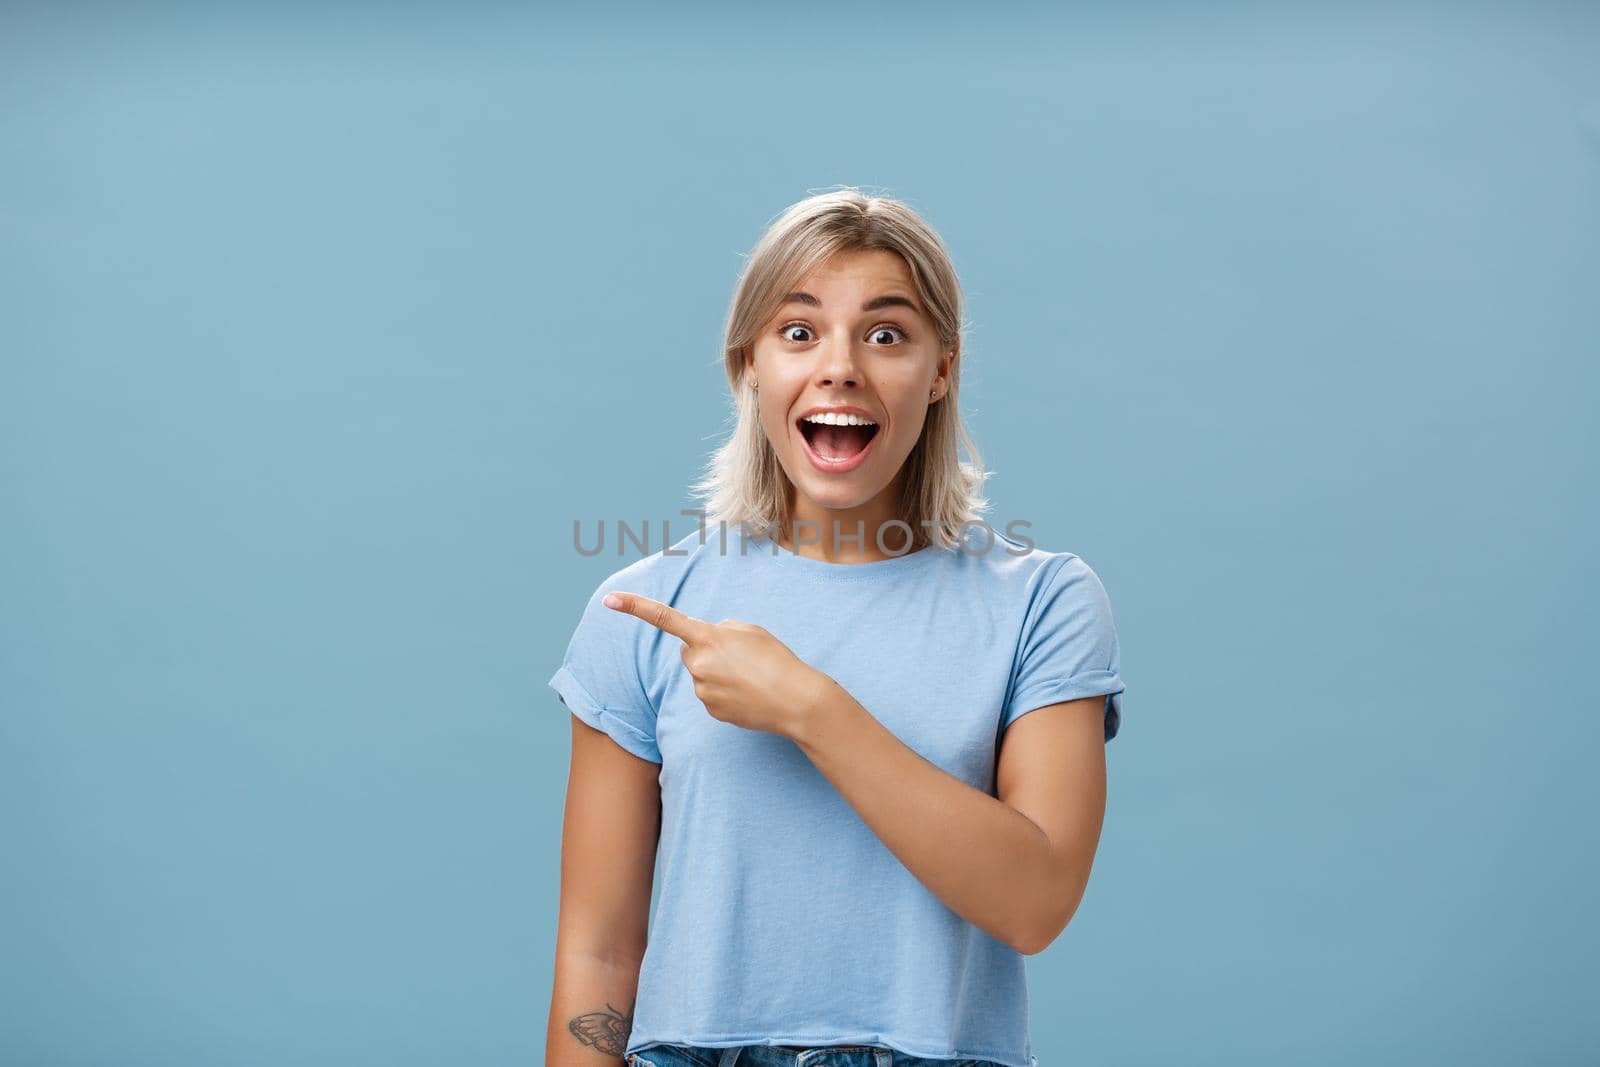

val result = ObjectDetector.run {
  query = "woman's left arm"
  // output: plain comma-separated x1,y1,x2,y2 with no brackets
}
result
600,590,1109,956
790,676,1108,956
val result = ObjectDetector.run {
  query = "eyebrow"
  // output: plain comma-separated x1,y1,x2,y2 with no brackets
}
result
780,291,923,316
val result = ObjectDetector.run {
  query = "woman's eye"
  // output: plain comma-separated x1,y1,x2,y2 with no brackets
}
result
777,323,908,345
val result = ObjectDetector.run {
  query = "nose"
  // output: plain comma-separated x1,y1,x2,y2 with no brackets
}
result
813,333,861,388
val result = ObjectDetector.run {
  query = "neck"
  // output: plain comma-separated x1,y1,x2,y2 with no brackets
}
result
781,485,921,563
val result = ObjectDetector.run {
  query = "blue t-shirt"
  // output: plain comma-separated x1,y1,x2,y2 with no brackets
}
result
546,522,1125,1067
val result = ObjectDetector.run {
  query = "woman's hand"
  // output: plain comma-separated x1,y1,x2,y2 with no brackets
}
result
601,591,833,740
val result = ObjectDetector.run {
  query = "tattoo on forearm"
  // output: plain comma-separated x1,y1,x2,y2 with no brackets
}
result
568,1000,633,1057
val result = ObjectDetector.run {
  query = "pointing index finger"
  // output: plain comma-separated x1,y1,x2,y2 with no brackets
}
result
602,591,712,644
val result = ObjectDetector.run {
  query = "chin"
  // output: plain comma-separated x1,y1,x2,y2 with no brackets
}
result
802,488,879,512
793,471,893,509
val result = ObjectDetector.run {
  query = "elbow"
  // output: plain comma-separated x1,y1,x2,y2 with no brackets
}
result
1011,931,1044,957
1017,904,1079,956
1014,915,1064,957
1016,875,1090,955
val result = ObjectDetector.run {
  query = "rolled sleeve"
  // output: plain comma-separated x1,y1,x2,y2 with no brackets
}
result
1001,556,1126,743
548,577,664,764
548,663,662,763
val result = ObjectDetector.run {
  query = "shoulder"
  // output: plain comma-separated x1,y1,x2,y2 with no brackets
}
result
962,524,1089,585
960,526,1116,617
581,524,720,604
557,526,718,675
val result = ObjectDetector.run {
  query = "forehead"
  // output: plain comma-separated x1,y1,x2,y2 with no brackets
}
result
774,249,925,322
798,247,913,288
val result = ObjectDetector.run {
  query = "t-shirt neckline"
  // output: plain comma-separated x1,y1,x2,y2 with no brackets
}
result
742,527,949,579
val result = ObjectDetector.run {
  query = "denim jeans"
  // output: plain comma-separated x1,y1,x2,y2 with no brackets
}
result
625,1043,1009,1067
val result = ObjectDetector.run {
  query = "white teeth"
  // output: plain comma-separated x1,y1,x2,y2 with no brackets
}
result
801,412,877,427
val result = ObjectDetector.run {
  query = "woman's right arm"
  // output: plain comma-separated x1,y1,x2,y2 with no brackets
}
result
545,715,663,1066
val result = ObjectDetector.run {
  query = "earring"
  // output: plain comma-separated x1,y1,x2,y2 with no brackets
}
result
751,380,758,391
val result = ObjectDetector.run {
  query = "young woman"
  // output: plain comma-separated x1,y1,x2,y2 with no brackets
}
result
545,190,1125,1067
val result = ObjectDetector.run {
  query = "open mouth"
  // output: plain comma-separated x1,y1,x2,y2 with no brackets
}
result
797,416,881,466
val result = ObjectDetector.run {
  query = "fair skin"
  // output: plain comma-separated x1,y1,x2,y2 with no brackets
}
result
745,247,953,561
547,248,1108,1066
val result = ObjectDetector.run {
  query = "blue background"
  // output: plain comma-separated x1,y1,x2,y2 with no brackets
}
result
4,3,1597,1064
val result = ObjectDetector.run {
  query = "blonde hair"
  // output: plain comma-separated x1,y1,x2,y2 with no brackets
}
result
688,188,993,552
